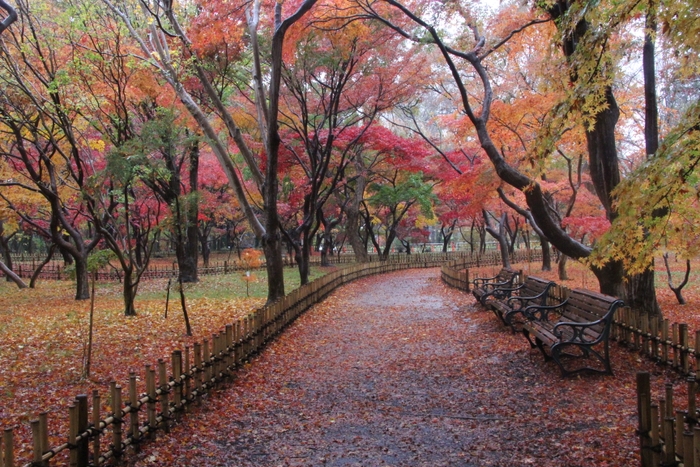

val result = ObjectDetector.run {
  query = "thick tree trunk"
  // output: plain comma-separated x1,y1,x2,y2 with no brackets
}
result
626,267,662,314
262,228,285,302
558,254,568,281
122,268,137,316
0,222,13,282
346,208,369,263
73,255,91,300
539,236,552,272
199,232,211,268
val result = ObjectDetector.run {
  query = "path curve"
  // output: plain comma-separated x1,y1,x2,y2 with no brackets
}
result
128,269,641,466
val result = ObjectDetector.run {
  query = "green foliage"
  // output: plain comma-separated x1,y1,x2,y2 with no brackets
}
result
368,173,436,219
592,101,700,273
88,249,116,273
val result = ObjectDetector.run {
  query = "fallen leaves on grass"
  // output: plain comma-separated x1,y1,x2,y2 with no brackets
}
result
0,276,264,461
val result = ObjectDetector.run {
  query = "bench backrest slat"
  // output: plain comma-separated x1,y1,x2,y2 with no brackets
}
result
560,288,620,334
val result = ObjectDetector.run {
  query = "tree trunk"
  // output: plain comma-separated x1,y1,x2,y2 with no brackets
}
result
186,139,200,280
0,222,13,282
123,268,137,316
30,244,56,288
484,212,510,268
0,260,27,288
558,254,568,281
625,268,662,314
73,255,91,300
540,236,552,272
199,231,211,268
346,208,369,262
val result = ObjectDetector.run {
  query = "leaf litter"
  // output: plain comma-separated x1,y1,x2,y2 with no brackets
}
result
118,268,682,467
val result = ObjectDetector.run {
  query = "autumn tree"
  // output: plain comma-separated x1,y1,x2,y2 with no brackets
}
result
102,0,319,303
275,12,424,283
87,145,163,316
0,1,102,299
353,0,669,315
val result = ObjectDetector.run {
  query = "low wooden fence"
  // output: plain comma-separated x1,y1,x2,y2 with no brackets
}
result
440,249,543,292
0,255,449,467
637,372,700,467
440,251,700,466
6,251,479,282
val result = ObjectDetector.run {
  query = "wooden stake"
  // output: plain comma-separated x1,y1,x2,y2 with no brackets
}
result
677,411,685,460
651,404,660,466
92,390,101,466
146,365,157,430
129,372,140,449
172,351,182,411
193,343,202,402
112,386,123,460
69,404,78,467
3,428,13,467
76,395,88,467
685,431,695,467
158,359,169,432
184,346,191,405
681,324,690,374
662,319,670,365
31,419,42,466
39,412,48,467
637,372,653,467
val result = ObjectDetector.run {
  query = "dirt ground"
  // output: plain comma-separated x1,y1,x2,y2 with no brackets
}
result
124,268,663,466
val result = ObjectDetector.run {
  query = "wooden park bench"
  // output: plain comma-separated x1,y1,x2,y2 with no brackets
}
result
488,276,556,330
520,288,625,376
471,267,520,306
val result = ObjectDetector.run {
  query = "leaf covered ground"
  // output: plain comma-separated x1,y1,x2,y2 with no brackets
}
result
121,268,683,467
0,260,696,465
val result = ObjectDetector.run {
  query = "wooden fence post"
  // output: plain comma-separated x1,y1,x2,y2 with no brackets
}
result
184,346,192,406
76,394,88,467
172,350,182,412
3,428,14,467
637,372,654,467
69,404,77,467
145,365,157,431
112,386,123,460
92,390,101,466
681,324,690,374
157,359,169,433
128,372,140,449
31,419,42,466
193,343,202,402
39,412,48,467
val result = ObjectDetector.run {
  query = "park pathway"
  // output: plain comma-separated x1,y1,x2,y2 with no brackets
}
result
128,268,642,466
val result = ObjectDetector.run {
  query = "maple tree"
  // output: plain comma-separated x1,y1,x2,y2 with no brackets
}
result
350,0,690,315
274,10,426,283
0,1,103,299
101,0,321,303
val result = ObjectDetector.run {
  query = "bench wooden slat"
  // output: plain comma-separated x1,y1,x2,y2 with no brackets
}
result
471,267,520,305
520,288,624,376
488,276,556,330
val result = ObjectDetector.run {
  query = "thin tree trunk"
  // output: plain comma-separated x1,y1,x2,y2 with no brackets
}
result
663,253,689,305
0,260,27,288
29,244,56,288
